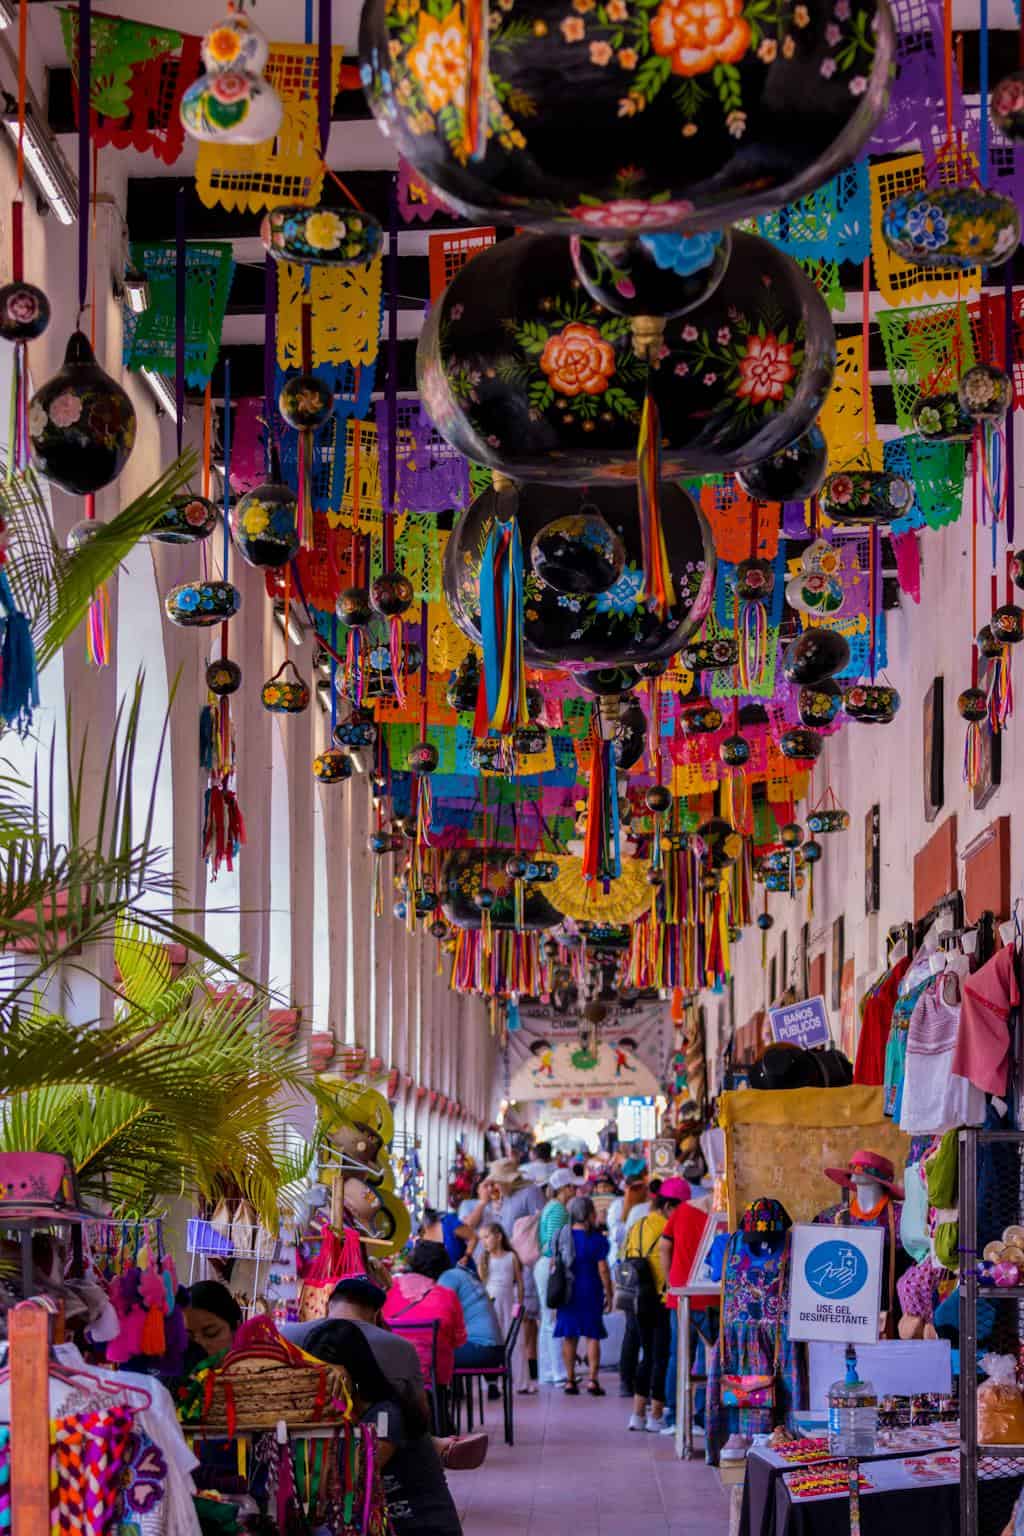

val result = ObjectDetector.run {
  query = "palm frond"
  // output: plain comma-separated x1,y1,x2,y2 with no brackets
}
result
0,452,197,673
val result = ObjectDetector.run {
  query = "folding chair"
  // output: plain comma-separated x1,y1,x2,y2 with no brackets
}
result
451,1307,523,1446
388,1318,453,1433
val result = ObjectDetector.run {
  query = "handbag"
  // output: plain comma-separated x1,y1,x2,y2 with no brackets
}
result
613,1216,662,1315
546,1229,574,1308
720,1233,789,1412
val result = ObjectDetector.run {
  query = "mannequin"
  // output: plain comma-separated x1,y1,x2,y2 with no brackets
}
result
815,1150,908,1333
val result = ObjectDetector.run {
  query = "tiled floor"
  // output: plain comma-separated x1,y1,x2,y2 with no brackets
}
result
448,1381,730,1536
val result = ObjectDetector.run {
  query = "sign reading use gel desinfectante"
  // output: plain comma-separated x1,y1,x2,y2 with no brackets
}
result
788,1224,883,1344
768,994,832,1049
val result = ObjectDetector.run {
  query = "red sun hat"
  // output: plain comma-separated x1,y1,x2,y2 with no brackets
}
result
824,1149,903,1200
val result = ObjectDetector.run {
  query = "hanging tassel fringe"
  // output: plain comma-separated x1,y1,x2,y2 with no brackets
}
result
199,704,215,771
480,517,528,734
86,583,110,669
738,600,767,692
581,734,621,890
637,387,673,618
963,720,984,788
0,569,37,736
8,344,29,475
988,646,1013,731
202,785,246,877
389,615,407,708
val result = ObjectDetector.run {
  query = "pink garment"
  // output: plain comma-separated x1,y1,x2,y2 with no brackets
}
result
951,944,1020,1096
381,1273,467,1387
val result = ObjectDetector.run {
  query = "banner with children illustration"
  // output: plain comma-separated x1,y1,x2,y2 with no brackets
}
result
509,1038,660,1102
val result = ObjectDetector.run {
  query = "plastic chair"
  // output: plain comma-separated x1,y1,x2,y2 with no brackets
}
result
386,1318,453,1434
451,1307,523,1446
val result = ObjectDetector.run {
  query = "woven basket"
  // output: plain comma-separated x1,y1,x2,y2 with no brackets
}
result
194,1344,352,1433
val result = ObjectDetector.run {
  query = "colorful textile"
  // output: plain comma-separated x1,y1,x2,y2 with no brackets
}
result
854,957,909,1084
52,1407,136,1535
705,1234,801,1464
952,943,1020,1097
553,1228,610,1343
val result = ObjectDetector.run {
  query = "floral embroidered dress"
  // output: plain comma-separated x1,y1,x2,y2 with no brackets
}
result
705,1235,801,1465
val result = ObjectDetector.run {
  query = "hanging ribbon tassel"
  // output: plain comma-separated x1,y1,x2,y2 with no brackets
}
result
462,0,489,162
85,576,110,668
389,615,407,708
988,645,1013,730
963,720,984,788
0,566,37,735
637,385,673,619
480,517,528,734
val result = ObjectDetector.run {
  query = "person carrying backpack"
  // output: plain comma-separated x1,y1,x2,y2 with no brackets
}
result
618,1177,691,1432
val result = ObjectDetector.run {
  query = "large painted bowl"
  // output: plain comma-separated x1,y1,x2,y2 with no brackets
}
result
418,231,835,484
29,331,137,496
443,480,714,668
441,849,564,930
359,0,893,237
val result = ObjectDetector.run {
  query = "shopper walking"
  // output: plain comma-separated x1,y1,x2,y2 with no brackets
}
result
622,1177,690,1432
554,1196,613,1396
535,1168,580,1386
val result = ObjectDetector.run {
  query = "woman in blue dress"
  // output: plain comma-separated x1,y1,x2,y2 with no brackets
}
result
554,1196,613,1396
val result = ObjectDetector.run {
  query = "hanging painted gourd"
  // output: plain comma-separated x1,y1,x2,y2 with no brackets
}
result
279,375,334,431
736,425,828,502
360,0,893,237
232,482,300,568
782,627,850,683
798,678,842,727
180,11,283,144
0,281,49,341
842,681,900,722
958,365,1014,424
910,392,973,443
165,580,241,627
441,849,563,931
577,665,640,697
785,537,844,616
261,205,384,267
682,636,739,672
314,747,354,782
262,660,311,713
819,468,912,526
882,185,1020,269
207,657,242,695
447,652,481,712
991,72,1024,140
150,493,220,544
444,480,714,669
29,332,137,495
734,558,774,691
992,603,1024,644
613,701,647,770
418,232,835,484
530,511,625,595
779,727,823,761
337,586,374,627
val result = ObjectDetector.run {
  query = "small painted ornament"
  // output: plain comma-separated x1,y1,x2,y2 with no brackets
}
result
645,785,672,815
150,493,219,544
181,12,282,143
260,204,383,267
578,664,639,697
470,736,504,771
736,559,774,601
516,723,549,757
697,817,742,868
1011,551,1024,591
165,580,241,627
958,686,990,722
991,71,1024,140
779,727,823,762
782,628,850,685
820,468,913,526
842,681,901,723
408,740,439,774
993,603,1024,644
207,657,242,695
911,391,973,443
261,659,311,714
30,331,137,495
446,655,479,715
977,624,1005,659
680,700,724,735
734,558,775,692
530,510,625,595
757,913,775,932
370,571,415,618
370,830,402,854
233,482,300,568
798,679,843,728
279,374,334,431
569,230,730,318
882,184,1020,268
637,658,668,679
736,426,828,503
337,586,373,627
806,807,850,834
719,733,750,767
803,838,823,864
958,365,1014,423
67,517,104,553
416,891,438,917
765,867,805,893
334,708,377,749
786,538,844,617
683,636,739,672
314,747,354,782
780,822,804,848
0,281,50,341
429,918,448,939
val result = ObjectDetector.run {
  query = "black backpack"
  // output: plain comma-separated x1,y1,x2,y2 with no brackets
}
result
613,1217,661,1315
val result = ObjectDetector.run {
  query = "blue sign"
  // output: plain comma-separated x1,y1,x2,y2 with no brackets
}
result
803,1240,869,1300
768,994,831,1049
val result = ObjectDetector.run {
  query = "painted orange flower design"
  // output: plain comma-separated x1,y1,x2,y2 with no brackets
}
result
409,8,467,112
540,323,616,397
737,334,795,404
650,0,751,77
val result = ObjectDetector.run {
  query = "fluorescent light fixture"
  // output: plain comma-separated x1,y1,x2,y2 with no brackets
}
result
123,269,149,314
1,99,77,225
140,367,177,416
0,1,15,30
286,612,304,647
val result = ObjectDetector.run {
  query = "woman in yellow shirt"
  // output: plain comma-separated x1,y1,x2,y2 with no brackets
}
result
623,1178,691,1433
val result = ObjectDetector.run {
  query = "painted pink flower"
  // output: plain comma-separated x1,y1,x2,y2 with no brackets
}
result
571,196,694,230
561,15,586,39
48,391,82,429
210,69,251,103
590,38,613,62
736,333,795,404
828,473,854,503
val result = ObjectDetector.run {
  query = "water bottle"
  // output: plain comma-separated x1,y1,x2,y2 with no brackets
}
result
827,1345,878,1455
